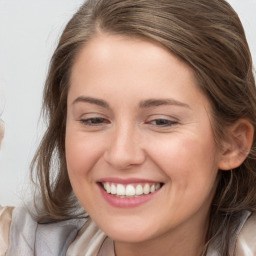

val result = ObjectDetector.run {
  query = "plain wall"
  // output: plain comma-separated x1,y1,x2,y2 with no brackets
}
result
0,0,255,206
0,0,85,205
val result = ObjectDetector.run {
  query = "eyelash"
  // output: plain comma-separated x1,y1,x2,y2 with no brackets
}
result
79,117,109,126
147,118,178,127
79,117,177,129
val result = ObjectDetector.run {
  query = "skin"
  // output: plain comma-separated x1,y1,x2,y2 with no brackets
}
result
66,34,224,256
0,121,3,145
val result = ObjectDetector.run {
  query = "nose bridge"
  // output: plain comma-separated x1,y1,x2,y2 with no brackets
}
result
104,121,145,169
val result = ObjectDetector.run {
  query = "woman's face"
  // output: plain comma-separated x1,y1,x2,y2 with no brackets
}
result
66,34,222,245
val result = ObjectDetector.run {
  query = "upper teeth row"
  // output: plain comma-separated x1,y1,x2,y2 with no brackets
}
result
102,182,161,197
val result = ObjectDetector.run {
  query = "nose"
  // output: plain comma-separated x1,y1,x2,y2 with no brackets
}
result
103,123,146,170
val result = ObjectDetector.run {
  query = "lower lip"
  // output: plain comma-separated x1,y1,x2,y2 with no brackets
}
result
98,184,161,208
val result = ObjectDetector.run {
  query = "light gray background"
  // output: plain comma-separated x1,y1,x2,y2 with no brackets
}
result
0,0,255,206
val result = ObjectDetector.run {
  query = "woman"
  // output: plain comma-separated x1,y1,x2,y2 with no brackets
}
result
1,0,256,255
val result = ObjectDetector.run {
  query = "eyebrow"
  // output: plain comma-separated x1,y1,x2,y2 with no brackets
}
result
139,98,190,109
72,96,110,108
72,96,190,109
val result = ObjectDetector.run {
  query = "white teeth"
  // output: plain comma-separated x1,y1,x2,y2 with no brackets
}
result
150,184,156,193
143,184,150,194
104,182,111,193
116,184,125,196
126,185,136,196
135,184,143,195
110,184,117,194
102,182,162,197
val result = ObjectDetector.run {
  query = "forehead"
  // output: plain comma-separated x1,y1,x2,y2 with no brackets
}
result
72,34,193,73
70,34,199,93
67,33,213,117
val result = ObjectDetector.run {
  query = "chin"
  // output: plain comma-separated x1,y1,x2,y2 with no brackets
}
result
98,218,157,243
108,230,152,243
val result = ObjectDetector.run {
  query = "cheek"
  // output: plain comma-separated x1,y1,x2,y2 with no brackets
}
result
65,130,102,207
65,127,97,175
148,135,219,222
148,131,219,187
66,139,95,176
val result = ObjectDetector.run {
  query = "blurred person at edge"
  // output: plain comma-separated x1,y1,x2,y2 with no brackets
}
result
1,0,256,255
0,121,3,146
0,104,15,253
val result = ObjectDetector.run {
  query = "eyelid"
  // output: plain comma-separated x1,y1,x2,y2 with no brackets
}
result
81,117,109,123
78,111,107,119
77,112,111,126
145,114,179,122
145,115,179,128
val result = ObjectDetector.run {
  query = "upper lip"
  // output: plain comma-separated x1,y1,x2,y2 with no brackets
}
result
97,177,163,184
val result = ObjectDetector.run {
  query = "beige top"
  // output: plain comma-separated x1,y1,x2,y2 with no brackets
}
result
0,206,256,256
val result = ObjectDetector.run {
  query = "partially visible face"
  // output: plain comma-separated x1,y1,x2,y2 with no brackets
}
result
66,34,221,245
0,120,4,145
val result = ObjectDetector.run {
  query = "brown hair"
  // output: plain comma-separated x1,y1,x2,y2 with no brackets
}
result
31,0,256,253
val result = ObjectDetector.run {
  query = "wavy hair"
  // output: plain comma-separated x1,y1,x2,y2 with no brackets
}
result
31,0,256,254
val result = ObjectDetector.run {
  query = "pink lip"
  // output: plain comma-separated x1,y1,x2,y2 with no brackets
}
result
97,182,162,208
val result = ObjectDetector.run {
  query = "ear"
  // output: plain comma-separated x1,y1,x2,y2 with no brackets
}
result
218,119,254,170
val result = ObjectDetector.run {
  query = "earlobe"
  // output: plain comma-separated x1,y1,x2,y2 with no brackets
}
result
218,119,254,171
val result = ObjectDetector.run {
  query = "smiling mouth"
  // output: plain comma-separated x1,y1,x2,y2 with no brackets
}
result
99,182,163,198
